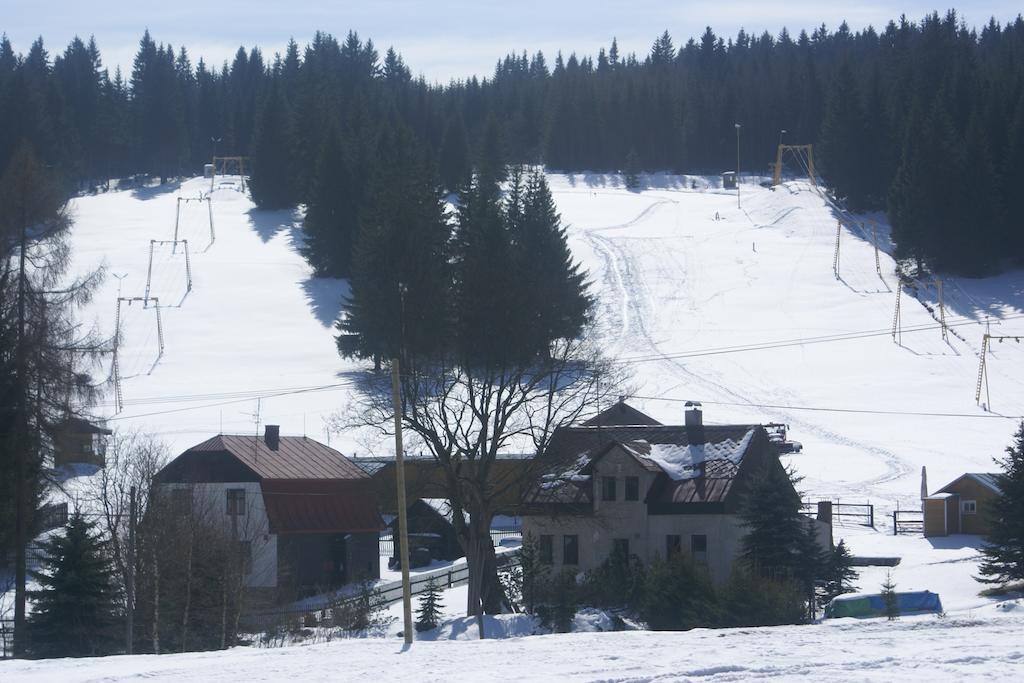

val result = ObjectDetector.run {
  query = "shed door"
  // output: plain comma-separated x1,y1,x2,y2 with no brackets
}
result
948,494,960,534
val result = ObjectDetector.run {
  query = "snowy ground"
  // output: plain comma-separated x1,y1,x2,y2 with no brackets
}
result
3,605,1023,681
62,174,1024,512
8,171,1022,675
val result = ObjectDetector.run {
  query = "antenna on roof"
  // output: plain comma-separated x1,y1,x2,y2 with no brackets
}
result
243,399,261,462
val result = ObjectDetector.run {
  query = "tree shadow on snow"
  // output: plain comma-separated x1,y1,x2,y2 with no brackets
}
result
245,206,304,244
301,277,350,329
131,179,182,201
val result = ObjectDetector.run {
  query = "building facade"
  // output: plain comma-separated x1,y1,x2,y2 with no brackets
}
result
523,402,830,581
154,426,383,596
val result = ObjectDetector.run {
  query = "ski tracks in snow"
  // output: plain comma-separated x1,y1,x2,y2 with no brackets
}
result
574,189,916,504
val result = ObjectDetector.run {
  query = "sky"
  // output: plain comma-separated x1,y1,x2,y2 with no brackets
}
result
3,2,1023,83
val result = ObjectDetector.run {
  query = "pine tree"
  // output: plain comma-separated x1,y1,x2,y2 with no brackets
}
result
27,514,121,657
819,62,870,209
624,146,640,190
519,532,550,614
414,576,444,632
977,422,1024,586
248,81,296,209
514,170,591,352
438,115,470,194
301,129,357,277
738,458,811,580
821,539,858,605
340,126,450,366
880,571,899,620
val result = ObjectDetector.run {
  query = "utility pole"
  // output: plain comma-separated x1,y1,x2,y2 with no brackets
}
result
390,358,413,645
127,486,137,654
734,123,742,209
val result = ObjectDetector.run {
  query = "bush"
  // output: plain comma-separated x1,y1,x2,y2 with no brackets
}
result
719,568,808,627
582,546,646,610
638,552,718,630
330,580,393,634
536,570,579,633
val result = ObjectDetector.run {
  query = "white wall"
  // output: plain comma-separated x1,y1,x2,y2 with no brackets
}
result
158,482,278,588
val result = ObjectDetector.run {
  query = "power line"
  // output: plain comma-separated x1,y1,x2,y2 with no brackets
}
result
106,380,355,421
612,314,1024,364
631,394,1023,420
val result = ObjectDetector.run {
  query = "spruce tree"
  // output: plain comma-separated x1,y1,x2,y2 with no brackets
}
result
514,170,591,352
880,571,899,620
301,129,357,277
438,115,470,195
27,514,121,658
414,576,444,632
977,422,1024,586
248,81,296,209
821,539,858,605
738,459,810,579
819,62,870,209
340,126,450,366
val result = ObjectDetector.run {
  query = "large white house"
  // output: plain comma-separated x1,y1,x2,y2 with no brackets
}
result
523,402,831,580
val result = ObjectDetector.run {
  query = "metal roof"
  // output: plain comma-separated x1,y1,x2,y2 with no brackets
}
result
186,434,368,480
260,479,383,534
966,473,1003,493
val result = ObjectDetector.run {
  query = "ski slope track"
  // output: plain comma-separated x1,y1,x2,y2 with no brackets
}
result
63,175,1024,518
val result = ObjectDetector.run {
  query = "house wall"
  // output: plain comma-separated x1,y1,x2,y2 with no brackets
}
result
345,532,381,582
158,481,278,588
522,445,832,581
944,478,998,536
53,431,106,468
523,448,746,581
924,497,950,537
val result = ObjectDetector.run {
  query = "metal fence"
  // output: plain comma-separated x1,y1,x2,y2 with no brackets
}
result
244,549,521,633
378,527,522,557
892,510,924,535
1,619,13,659
802,500,874,527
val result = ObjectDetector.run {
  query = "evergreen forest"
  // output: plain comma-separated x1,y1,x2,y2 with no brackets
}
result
2,10,1024,276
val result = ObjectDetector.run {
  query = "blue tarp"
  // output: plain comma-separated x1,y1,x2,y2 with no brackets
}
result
824,591,943,618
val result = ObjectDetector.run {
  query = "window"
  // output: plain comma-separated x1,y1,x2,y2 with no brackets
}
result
625,476,640,501
601,476,617,501
539,534,554,565
563,535,579,565
226,488,246,516
612,538,629,559
171,488,191,514
962,500,977,515
666,534,682,557
691,534,708,564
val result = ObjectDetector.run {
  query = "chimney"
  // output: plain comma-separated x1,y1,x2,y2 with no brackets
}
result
684,401,705,445
264,425,280,451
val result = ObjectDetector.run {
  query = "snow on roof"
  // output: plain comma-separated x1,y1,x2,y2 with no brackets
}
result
644,429,755,481
421,498,469,524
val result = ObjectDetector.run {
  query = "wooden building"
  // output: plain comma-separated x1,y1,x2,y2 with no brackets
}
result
924,473,1002,537
154,426,383,596
49,416,112,468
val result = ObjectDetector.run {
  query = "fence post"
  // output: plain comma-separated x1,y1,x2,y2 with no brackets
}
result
893,511,898,535
869,504,874,528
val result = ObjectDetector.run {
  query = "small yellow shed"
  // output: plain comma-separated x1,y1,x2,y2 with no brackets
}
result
923,473,1002,537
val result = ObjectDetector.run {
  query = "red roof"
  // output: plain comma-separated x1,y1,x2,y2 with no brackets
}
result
261,479,383,534
187,434,368,480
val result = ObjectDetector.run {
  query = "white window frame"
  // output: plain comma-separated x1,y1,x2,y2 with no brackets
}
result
961,500,977,515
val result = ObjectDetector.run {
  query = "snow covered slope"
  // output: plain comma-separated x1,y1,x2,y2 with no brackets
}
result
66,173,1024,516
3,606,1023,681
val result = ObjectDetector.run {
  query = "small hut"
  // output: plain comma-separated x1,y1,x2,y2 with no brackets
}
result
722,171,737,189
923,473,1002,537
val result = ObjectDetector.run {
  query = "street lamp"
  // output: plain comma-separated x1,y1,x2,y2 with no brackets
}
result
734,123,741,209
